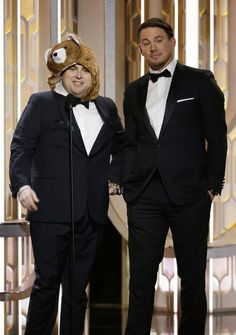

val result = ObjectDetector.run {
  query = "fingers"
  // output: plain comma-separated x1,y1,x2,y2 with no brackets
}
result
109,185,117,195
18,188,39,212
108,182,122,195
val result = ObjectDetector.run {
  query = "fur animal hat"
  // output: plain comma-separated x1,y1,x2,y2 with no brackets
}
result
45,33,100,101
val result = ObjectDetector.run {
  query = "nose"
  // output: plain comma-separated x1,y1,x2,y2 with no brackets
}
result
150,41,157,51
74,68,82,77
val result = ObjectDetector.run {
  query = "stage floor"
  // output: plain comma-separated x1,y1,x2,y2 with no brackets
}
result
88,306,236,335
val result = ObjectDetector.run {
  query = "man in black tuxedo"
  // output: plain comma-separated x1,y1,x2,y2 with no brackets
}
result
9,34,123,335
122,18,227,335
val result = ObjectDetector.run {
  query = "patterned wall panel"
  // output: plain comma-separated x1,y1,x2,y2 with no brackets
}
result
213,0,233,240
177,0,186,64
214,0,228,103
3,1,40,334
5,0,18,221
125,0,141,83
61,0,78,40
162,1,186,66
199,0,210,69
20,0,39,108
162,0,174,29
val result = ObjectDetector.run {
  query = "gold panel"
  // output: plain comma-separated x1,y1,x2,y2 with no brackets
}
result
5,0,17,221
162,0,175,25
61,0,79,40
214,0,228,101
3,1,40,333
125,0,141,83
20,0,39,108
177,0,186,64
199,0,210,69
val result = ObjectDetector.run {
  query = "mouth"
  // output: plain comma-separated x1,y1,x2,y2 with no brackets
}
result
73,80,83,85
150,51,161,59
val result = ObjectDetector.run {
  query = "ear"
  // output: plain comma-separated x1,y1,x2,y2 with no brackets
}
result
45,48,52,64
138,44,144,56
170,37,176,48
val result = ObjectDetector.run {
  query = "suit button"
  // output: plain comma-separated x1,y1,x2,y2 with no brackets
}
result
157,144,161,147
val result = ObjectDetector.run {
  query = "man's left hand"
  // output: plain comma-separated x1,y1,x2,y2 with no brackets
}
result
109,182,121,195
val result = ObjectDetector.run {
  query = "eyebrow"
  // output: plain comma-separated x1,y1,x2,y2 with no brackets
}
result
141,35,164,41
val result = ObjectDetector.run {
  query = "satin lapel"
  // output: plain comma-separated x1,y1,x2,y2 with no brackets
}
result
137,74,158,142
71,113,88,154
89,98,110,156
159,62,184,137
54,92,87,154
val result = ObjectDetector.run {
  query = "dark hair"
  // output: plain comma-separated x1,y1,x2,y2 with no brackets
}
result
137,17,174,39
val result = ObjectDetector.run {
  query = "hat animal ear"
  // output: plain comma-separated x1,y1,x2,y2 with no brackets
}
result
66,33,81,46
45,48,52,64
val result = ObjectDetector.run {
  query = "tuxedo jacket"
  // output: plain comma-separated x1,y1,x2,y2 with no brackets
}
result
10,91,124,224
122,62,227,205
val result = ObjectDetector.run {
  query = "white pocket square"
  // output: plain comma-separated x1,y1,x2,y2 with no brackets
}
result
177,97,195,103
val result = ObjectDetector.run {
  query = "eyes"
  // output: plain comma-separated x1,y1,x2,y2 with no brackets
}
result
68,66,89,74
141,37,164,47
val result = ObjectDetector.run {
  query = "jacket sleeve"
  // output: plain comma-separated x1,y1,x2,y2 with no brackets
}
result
122,85,138,186
108,99,125,185
9,94,43,197
199,71,227,194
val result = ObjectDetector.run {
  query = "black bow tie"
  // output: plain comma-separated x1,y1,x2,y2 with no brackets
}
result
66,94,90,109
149,69,171,83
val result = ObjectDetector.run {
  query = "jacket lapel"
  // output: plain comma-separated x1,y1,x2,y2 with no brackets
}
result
88,97,110,156
159,62,184,137
137,74,159,143
54,92,87,154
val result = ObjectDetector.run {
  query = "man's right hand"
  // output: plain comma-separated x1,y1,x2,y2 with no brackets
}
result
18,187,39,212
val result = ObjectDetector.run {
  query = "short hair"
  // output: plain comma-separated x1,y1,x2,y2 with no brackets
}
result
137,17,174,40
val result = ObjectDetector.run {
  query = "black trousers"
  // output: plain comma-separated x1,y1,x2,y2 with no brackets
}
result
25,212,103,335
125,179,211,335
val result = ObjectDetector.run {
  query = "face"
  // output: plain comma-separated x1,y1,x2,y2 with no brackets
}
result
139,27,176,71
61,64,92,98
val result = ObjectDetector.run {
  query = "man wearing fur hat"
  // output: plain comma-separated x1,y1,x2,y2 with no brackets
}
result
9,34,124,335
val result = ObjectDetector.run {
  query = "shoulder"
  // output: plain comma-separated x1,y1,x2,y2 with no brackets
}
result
178,63,224,98
177,62,214,81
95,95,117,109
29,90,61,104
95,96,121,123
125,74,149,93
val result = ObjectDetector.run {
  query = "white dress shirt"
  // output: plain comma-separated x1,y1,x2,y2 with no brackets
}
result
55,82,104,155
146,59,177,139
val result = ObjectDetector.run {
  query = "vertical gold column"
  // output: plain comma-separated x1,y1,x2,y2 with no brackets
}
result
5,0,18,221
227,0,236,126
125,0,141,82
148,0,162,17
214,0,228,103
77,0,105,94
177,0,186,64
61,0,78,40
199,0,210,69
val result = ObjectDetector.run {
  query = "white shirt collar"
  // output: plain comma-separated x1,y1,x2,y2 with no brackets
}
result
54,81,69,97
